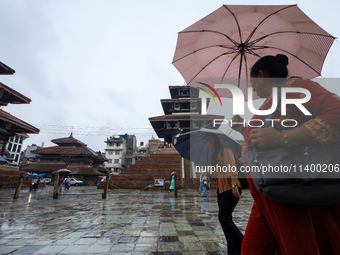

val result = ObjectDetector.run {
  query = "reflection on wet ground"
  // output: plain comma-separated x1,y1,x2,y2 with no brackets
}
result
0,186,253,254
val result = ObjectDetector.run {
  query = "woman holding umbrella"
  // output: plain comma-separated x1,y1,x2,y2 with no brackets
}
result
205,132,243,255
232,54,340,254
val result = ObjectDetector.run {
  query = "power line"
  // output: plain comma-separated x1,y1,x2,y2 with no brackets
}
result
32,125,156,137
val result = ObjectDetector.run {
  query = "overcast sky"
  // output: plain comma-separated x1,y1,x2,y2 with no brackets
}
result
0,0,339,152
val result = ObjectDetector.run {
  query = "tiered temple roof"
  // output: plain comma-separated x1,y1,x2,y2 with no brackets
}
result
149,85,223,143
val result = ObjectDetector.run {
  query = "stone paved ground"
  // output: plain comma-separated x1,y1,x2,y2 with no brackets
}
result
0,186,253,255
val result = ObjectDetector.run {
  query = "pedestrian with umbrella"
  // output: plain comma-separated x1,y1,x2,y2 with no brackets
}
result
172,4,339,254
231,54,340,254
175,129,244,255
205,132,243,255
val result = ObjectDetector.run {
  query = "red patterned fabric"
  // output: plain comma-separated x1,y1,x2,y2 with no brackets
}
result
242,77,340,255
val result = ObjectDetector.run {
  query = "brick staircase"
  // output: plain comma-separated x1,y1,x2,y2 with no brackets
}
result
98,147,200,189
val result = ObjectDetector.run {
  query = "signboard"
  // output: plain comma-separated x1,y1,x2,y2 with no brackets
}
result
154,179,164,187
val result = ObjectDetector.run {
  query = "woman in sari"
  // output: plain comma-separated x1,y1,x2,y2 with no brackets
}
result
232,54,340,254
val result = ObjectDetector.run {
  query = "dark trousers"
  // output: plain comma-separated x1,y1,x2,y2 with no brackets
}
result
217,188,243,255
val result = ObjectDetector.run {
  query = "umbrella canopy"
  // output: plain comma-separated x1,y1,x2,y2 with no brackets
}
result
174,128,242,166
27,173,45,178
57,169,71,173
172,5,335,98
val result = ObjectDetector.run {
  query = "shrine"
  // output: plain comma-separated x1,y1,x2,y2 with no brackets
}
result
20,133,108,185
0,61,40,188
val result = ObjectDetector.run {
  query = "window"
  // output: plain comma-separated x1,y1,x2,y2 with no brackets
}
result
13,144,17,152
116,143,121,147
17,145,21,153
191,102,197,110
14,136,19,143
15,155,19,162
114,159,119,163
181,89,189,96
108,159,112,163
8,143,12,151
113,168,119,172
115,151,120,155
19,136,23,143
9,136,14,142
108,151,113,155
174,102,180,110
108,142,114,146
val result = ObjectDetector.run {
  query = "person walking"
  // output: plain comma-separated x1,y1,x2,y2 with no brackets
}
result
205,132,243,255
199,173,204,195
168,172,176,194
232,54,340,255
58,176,64,194
200,173,209,197
64,176,71,190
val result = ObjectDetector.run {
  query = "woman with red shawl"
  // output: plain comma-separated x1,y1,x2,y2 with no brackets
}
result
232,54,340,255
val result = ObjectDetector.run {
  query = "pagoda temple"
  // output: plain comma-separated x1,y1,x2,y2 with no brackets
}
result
0,70,39,149
0,60,40,188
149,85,223,143
21,133,108,185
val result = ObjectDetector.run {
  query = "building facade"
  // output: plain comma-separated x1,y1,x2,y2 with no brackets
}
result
149,85,223,144
5,134,28,165
104,134,136,173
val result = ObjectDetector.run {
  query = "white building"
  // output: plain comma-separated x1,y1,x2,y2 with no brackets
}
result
104,134,136,173
5,134,28,165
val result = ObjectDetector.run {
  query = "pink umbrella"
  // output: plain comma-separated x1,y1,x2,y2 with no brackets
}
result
172,5,335,98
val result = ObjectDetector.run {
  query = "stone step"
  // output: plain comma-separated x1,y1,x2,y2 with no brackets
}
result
128,165,180,170
131,161,180,166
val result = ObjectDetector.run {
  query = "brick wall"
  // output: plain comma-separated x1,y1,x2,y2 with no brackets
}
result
0,165,48,189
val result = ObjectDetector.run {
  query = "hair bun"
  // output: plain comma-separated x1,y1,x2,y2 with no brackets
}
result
275,54,289,66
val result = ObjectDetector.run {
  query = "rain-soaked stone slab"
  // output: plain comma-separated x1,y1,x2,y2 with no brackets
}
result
134,243,158,252
201,242,224,252
182,242,205,251
178,236,200,243
0,245,21,254
96,236,120,244
74,237,97,245
182,251,206,255
176,230,196,236
110,243,135,252
33,245,67,254
158,236,179,243
118,236,138,243
137,236,159,243
190,222,206,227
12,245,46,254
60,244,92,254
158,242,183,251
140,230,158,237
84,244,112,253
198,235,220,242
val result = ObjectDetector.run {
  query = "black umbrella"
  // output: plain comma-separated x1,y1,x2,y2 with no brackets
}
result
174,128,242,166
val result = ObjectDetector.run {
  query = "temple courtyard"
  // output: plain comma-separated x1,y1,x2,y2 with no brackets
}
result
0,186,253,255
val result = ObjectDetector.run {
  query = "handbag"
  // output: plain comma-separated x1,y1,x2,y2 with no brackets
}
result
246,79,340,205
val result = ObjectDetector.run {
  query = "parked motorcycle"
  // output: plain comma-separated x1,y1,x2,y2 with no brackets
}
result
30,179,39,191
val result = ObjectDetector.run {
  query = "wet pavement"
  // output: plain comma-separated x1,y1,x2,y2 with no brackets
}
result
0,186,253,255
